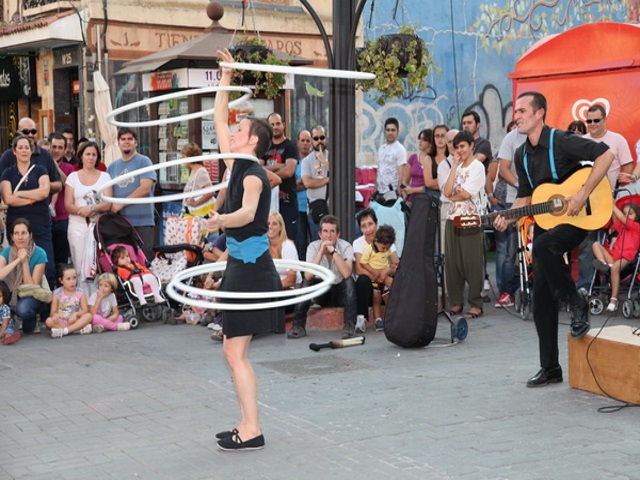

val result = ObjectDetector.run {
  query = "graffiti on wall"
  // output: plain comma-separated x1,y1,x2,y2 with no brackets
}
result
472,0,633,55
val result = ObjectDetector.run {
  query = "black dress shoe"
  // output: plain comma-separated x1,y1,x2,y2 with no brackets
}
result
569,296,590,339
217,431,265,451
215,428,237,440
526,367,563,388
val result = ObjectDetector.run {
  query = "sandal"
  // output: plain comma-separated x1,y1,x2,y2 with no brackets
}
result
463,308,483,319
448,305,463,316
606,298,618,312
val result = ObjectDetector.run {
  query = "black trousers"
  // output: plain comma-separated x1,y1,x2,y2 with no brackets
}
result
532,224,587,369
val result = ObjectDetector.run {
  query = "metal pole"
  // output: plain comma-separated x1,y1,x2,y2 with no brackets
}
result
330,0,357,242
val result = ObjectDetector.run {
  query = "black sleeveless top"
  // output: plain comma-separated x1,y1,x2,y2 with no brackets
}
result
224,159,271,242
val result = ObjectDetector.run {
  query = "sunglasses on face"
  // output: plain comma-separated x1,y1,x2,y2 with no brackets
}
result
20,129,37,135
313,136,326,141
586,119,602,124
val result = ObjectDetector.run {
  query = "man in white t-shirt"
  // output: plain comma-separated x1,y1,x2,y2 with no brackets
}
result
375,118,407,201
577,104,634,292
302,125,330,241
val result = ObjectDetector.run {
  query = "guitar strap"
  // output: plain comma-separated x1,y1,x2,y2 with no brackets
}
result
523,128,557,188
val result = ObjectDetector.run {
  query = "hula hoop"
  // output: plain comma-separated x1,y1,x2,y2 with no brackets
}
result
106,86,253,128
95,153,258,204
165,260,336,310
219,61,376,80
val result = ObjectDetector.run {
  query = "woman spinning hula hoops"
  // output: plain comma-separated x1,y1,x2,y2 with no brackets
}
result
205,48,284,451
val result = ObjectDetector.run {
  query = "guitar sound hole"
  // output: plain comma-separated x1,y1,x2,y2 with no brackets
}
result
549,196,567,216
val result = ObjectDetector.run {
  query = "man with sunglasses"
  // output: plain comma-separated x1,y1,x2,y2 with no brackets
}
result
0,117,62,287
576,104,634,294
301,125,330,240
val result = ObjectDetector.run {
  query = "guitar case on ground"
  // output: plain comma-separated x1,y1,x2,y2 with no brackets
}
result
384,194,439,348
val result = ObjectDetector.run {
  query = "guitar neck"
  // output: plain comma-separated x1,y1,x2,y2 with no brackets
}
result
482,201,557,227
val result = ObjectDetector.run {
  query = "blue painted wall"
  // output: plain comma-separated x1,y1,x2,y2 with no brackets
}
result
358,0,633,160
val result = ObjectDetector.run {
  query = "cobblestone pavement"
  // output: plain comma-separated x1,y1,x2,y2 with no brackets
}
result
1,302,639,480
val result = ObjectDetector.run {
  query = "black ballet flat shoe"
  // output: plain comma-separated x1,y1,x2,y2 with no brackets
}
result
217,431,265,451
215,428,237,440
526,366,563,388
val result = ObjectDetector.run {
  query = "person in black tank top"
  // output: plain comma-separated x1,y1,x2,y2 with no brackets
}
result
204,49,282,451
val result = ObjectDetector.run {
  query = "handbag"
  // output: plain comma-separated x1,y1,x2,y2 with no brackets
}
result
308,198,329,223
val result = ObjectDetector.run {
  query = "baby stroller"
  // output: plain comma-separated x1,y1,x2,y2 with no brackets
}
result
94,212,172,328
151,214,208,320
513,216,535,321
588,194,640,318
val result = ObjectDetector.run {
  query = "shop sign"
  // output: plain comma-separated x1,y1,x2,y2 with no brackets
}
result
142,69,189,92
0,58,22,100
53,47,79,68
188,69,293,89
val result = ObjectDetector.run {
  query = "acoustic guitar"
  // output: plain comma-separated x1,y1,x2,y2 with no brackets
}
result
453,168,613,231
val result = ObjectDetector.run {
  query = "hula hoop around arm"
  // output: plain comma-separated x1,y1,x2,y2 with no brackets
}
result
106,86,253,128
165,260,336,310
95,153,258,204
218,62,376,80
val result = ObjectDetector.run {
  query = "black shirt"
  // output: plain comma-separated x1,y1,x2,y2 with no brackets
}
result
515,125,610,198
262,138,299,206
225,160,271,242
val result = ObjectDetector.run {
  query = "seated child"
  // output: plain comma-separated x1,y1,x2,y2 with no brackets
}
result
0,282,20,345
111,246,165,306
525,222,535,265
45,265,93,338
358,225,398,332
592,202,640,312
175,274,208,323
89,272,130,332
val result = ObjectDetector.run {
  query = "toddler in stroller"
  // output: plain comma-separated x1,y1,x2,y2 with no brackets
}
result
591,201,640,312
111,246,165,306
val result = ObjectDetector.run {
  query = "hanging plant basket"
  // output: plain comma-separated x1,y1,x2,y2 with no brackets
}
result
357,26,434,106
378,33,423,77
228,37,288,100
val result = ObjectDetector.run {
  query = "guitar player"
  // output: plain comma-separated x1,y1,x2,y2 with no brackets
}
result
493,91,614,388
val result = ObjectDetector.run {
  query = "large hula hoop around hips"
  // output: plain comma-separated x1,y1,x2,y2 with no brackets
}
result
106,86,253,128
165,260,336,311
95,153,258,204
218,61,376,80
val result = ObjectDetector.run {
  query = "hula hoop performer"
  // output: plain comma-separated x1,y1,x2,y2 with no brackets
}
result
206,49,283,451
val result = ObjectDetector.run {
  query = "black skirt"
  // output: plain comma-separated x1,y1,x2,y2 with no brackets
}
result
219,250,285,338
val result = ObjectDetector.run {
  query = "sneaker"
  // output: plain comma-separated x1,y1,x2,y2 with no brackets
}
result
355,314,367,334
2,331,21,345
342,324,356,339
287,325,307,339
495,293,508,308
374,318,384,332
92,324,105,334
577,287,589,298
117,323,131,331
79,324,93,335
51,328,64,338
497,294,514,308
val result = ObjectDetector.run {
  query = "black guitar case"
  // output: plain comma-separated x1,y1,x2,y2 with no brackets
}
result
384,194,439,348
